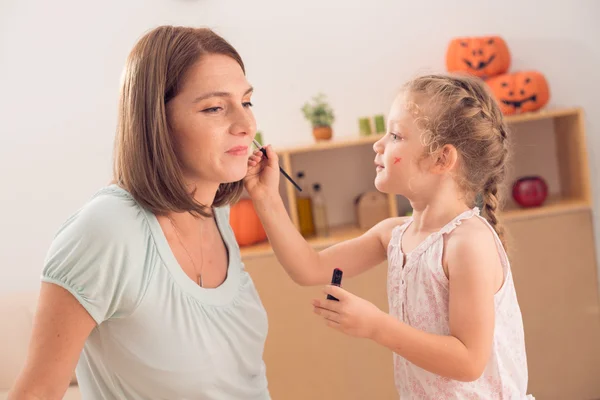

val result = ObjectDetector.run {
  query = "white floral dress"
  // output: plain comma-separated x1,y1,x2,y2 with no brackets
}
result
387,207,534,399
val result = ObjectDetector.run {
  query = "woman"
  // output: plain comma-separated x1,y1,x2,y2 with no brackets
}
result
8,25,270,400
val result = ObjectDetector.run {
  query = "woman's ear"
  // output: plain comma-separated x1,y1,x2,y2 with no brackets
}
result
433,144,458,173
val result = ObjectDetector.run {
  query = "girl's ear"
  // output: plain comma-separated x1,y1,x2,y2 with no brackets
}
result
432,144,458,173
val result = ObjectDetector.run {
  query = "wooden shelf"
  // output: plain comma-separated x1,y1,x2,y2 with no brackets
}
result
241,197,591,257
504,107,581,124
238,240,274,259
305,224,366,248
240,104,600,399
501,196,590,222
278,133,385,156
275,107,582,156
240,224,368,259
241,106,591,258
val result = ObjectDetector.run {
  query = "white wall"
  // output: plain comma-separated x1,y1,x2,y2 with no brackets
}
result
1,0,599,293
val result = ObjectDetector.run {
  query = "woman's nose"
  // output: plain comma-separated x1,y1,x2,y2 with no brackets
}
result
230,106,255,136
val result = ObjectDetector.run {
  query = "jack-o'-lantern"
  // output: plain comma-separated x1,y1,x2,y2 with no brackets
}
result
486,71,550,115
446,36,510,78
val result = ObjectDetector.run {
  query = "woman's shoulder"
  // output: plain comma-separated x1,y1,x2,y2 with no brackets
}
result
81,183,145,221
43,184,155,323
56,184,149,241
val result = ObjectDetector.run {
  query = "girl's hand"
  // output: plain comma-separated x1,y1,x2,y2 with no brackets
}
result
312,285,386,339
244,145,280,202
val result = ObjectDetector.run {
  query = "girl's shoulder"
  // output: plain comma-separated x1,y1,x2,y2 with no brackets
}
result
371,216,411,249
442,215,504,275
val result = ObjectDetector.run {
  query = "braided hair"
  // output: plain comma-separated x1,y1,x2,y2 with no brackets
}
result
403,73,510,247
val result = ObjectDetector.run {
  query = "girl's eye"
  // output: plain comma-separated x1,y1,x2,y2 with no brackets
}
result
390,133,401,141
243,101,253,108
202,107,223,113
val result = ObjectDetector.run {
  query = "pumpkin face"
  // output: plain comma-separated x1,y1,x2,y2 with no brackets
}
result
446,36,510,78
486,71,550,115
229,198,267,247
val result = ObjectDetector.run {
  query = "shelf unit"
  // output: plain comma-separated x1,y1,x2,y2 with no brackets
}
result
240,106,592,258
240,105,600,399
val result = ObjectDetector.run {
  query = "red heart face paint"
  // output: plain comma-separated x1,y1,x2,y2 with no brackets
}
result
393,157,402,164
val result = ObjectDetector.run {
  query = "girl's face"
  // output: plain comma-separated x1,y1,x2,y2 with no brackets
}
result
373,94,439,197
166,53,256,188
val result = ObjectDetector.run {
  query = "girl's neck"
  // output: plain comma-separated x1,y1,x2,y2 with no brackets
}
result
408,182,471,234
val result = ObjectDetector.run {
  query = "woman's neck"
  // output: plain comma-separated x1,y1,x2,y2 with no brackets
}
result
166,179,220,233
189,179,220,210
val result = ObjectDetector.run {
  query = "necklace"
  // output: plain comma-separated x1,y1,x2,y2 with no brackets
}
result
167,216,204,287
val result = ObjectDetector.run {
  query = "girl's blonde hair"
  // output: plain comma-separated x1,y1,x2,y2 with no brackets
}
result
113,25,245,217
404,73,510,247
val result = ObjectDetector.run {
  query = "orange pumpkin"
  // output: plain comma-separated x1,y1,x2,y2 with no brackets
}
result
486,71,550,115
446,36,510,78
229,198,268,247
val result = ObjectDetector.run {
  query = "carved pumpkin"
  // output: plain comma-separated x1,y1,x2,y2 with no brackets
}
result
446,36,510,78
229,198,267,247
486,71,550,115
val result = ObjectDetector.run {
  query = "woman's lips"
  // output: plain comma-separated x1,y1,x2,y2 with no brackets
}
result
226,145,249,156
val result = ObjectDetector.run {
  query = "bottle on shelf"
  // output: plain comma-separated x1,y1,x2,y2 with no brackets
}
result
312,183,329,237
295,171,315,237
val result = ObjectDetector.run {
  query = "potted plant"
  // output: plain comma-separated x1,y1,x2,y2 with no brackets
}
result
301,93,335,141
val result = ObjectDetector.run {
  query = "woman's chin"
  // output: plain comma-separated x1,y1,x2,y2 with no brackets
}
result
221,166,247,183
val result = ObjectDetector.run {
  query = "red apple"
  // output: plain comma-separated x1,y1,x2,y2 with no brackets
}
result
512,176,548,208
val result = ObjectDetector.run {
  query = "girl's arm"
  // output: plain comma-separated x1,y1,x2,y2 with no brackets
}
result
245,145,406,286
8,282,96,400
253,190,404,285
316,224,500,381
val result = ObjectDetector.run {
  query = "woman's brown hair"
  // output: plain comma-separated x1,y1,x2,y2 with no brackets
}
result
403,73,511,248
113,25,245,217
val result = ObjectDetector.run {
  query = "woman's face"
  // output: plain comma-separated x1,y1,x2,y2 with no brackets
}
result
167,53,256,187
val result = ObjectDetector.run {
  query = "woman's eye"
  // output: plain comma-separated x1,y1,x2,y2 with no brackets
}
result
243,101,253,108
202,106,223,113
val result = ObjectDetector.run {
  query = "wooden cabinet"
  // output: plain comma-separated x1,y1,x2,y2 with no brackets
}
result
245,257,397,400
507,210,600,399
241,107,600,399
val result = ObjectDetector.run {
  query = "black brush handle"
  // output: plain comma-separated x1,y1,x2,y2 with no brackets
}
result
254,142,302,192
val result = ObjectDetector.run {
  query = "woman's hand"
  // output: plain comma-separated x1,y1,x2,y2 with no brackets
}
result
244,145,280,202
312,285,386,339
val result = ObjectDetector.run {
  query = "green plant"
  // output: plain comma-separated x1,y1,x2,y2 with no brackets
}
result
301,93,335,128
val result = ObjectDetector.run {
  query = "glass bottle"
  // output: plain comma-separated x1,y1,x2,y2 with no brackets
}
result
312,183,329,237
295,171,315,237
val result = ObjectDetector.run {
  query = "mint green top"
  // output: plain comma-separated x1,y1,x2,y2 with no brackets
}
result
41,185,270,399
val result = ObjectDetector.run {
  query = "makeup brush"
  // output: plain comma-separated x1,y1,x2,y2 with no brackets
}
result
252,139,302,192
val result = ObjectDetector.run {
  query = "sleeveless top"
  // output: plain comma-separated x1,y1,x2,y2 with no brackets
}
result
387,207,534,399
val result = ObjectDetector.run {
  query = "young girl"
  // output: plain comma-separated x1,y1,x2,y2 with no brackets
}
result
245,73,534,399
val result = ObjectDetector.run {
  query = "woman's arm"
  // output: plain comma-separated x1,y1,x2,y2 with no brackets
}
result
7,282,96,400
